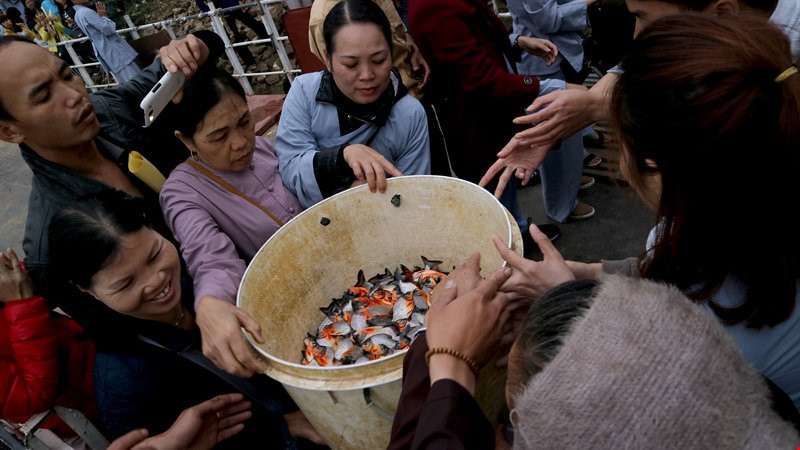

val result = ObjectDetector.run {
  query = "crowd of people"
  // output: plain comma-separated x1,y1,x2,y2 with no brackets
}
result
0,0,140,82
1,0,799,446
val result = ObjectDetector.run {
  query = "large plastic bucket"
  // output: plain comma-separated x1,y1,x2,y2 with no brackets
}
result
238,175,523,449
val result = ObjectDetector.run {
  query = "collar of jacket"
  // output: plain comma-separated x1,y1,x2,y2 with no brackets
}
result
315,68,408,126
19,136,130,198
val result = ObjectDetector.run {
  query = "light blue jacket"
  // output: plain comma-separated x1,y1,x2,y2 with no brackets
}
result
508,0,588,76
73,5,138,75
275,71,431,208
642,227,800,409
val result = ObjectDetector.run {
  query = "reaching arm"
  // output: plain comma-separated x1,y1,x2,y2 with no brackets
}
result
159,178,244,307
92,30,224,123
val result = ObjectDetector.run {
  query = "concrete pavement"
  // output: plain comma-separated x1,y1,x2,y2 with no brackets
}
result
0,141,30,251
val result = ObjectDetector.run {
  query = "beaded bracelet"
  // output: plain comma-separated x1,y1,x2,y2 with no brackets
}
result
425,347,481,376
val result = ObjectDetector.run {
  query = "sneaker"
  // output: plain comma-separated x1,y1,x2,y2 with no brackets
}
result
569,202,596,220
583,153,603,168
536,223,561,241
580,175,595,190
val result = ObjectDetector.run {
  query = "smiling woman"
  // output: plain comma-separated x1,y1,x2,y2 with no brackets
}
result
46,192,314,446
275,0,431,208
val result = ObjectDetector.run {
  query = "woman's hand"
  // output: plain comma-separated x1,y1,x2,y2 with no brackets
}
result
479,140,552,198
109,393,252,450
430,251,481,304
491,224,575,301
195,296,266,378
507,87,605,152
517,36,558,66
425,266,514,394
407,40,431,89
0,249,34,303
343,144,403,194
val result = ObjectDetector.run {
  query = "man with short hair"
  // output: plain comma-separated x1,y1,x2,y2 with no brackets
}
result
0,33,220,287
0,32,276,379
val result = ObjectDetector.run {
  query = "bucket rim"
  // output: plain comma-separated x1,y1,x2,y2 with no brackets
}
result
237,175,513,373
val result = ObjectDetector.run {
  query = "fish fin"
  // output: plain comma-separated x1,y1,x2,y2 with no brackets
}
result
356,269,366,287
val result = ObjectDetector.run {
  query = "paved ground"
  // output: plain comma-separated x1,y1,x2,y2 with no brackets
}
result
516,174,655,263
0,138,653,264
0,141,30,252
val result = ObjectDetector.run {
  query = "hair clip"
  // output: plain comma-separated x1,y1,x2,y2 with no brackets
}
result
775,65,799,83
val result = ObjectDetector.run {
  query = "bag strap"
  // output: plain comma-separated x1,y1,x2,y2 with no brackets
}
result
185,159,284,227
136,334,285,416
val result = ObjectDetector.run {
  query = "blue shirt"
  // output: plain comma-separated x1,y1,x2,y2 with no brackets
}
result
72,5,138,76
507,0,588,76
645,227,800,408
275,71,431,208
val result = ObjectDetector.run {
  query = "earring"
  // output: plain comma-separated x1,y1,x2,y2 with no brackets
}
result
190,150,200,161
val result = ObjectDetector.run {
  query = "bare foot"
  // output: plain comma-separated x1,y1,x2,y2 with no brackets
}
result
285,410,326,446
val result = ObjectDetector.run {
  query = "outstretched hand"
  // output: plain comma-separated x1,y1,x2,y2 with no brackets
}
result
479,141,551,198
425,264,515,393
195,296,266,378
506,88,600,153
108,393,252,450
430,251,482,304
491,225,575,301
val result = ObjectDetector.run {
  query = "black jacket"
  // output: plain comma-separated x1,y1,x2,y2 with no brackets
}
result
21,30,223,289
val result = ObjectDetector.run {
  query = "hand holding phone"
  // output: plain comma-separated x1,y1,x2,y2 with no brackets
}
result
140,70,185,128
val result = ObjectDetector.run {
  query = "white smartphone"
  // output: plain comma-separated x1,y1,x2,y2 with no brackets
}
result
140,70,185,128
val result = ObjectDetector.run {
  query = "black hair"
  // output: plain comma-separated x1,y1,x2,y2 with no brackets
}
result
46,191,166,343
48,191,151,290
322,0,393,56
0,35,38,121
507,280,595,402
171,66,246,139
612,14,799,328
5,6,22,23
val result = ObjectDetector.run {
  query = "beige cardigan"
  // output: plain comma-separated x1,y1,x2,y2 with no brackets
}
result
512,274,799,448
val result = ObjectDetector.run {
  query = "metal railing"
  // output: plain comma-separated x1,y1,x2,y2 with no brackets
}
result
51,0,301,93
53,0,511,93
491,0,512,18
